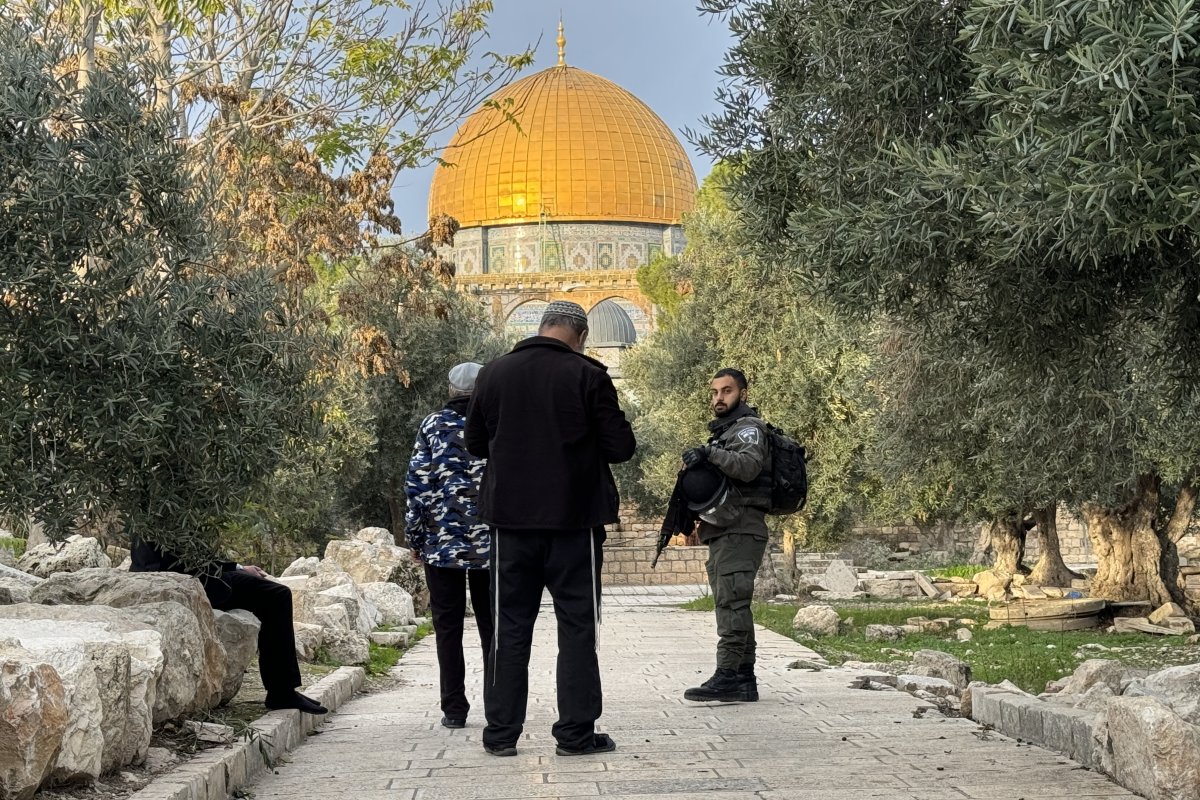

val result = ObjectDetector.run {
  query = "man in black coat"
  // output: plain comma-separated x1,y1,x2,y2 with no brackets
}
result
130,541,327,715
465,300,636,757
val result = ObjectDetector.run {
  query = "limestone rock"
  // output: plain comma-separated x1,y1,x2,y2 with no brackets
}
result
313,604,351,631
0,645,69,800
861,579,911,599
1059,659,1149,697
323,537,429,613
791,604,840,637
16,536,110,578
955,627,973,642
1148,602,1189,625
359,582,416,627
0,617,158,780
896,674,957,697
370,630,410,648
30,569,226,712
213,609,261,705
316,584,380,635
1127,664,1200,726
0,601,211,725
864,624,905,641
973,569,1012,598
293,623,324,662
280,557,319,578
320,628,369,665
820,560,860,594
351,526,392,546
910,650,972,690
1099,696,1200,800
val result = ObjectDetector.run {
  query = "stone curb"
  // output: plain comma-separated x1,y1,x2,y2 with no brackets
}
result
128,666,366,800
971,686,1101,769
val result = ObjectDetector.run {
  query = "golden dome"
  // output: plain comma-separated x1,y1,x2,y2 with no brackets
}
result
428,65,697,228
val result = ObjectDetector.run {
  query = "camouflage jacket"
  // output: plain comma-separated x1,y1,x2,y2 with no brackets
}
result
404,396,490,569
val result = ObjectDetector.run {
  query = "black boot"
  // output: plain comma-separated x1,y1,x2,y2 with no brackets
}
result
736,664,759,702
683,668,757,702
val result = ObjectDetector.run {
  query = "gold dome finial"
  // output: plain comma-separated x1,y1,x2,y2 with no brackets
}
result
557,19,566,66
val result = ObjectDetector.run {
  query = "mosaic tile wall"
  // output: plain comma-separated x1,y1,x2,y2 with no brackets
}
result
448,221,683,276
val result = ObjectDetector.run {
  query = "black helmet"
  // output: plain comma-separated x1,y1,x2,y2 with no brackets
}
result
681,464,727,512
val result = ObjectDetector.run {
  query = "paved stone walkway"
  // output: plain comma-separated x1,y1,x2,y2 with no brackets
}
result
249,596,1135,800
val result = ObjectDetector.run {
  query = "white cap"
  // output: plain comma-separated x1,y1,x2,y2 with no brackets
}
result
448,362,483,393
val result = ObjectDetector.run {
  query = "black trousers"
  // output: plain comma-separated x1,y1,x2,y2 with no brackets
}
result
211,570,301,698
483,528,604,750
424,564,493,718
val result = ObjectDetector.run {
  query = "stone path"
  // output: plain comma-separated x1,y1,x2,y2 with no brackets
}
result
248,594,1135,800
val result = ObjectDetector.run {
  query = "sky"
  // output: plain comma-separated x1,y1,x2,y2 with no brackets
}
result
389,0,734,234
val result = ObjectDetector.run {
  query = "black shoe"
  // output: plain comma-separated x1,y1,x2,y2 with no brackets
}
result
555,733,617,756
265,691,328,715
736,665,760,702
683,669,757,702
483,742,518,757
441,716,466,729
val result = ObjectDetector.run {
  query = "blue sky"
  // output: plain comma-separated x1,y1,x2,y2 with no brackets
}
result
390,0,733,234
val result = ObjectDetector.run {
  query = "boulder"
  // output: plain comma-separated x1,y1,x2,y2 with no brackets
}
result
864,624,905,641
359,582,416,627
30,569,226,712
0,546,13,569
213,609,261,705
0,563,42,588
353,527,396,546
324,536,429,613
0,601,210,725
1126,664,1200,725
974,569,1012,598
0,644,69,800
860,579,909,599
820,560,860,594
320,628,369,665
280,557,319,578
955,627,973,642
16,536,110,578
1099,696,1200,800
292,623,324,662
1148,602,1190,625
313,604,351,631
0,618,158,780
1059,659,1149,698
316,584,380,634
791,604,840,637
910,650,972,690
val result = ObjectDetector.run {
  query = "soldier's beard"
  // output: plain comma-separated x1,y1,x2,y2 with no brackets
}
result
713,398,740,418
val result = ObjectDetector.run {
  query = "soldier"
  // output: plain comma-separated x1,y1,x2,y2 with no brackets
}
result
405,362,493,729
681,367,771,702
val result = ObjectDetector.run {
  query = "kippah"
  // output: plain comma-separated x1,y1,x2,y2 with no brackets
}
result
542,300,588,325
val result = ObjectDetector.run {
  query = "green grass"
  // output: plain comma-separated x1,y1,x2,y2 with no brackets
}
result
681,596,1200,693
928,564,990,579
0,537,26,559
366,643,403,675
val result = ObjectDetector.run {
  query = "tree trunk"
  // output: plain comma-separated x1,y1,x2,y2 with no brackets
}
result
386,477,407,547
146,4,174,113
780,516,805,592
988,514,1027,575
970,522,992,564
1164,477,1198,612
77,5,102,91
1085,473,1177,605
1028,505,1081,587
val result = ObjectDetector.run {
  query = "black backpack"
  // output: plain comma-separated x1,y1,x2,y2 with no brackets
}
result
756,420,808,516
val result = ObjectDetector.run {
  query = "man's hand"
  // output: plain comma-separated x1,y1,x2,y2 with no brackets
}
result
409,548,422,564
240,565,268,579
681,447,709,468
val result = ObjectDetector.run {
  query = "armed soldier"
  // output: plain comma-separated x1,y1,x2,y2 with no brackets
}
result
680,367,771,703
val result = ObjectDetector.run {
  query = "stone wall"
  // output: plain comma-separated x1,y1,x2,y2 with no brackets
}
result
601,506,707,586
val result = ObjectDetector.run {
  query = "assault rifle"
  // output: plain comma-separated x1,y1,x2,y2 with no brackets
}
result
650,528,672,570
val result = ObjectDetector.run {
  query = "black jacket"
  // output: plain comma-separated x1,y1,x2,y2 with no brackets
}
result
465,336,636,530
699,404,772,541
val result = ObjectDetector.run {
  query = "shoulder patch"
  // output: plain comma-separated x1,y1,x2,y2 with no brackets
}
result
737,426,760,445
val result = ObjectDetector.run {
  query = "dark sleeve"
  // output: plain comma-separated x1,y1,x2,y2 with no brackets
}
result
589,371,636,464
130,540,235,576
707,420,768,482
464,382,490,459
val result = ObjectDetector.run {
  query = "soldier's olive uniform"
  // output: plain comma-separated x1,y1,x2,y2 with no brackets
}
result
699,405,771,673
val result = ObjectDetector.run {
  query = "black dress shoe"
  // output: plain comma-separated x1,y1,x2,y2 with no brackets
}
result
555,733,616,756
265,691,328,715
441,716,466,729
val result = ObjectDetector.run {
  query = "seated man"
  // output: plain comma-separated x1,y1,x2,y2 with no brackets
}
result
130,540,327,715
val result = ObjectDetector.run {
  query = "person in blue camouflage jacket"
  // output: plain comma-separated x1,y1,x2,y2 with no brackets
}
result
405,362,493,729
